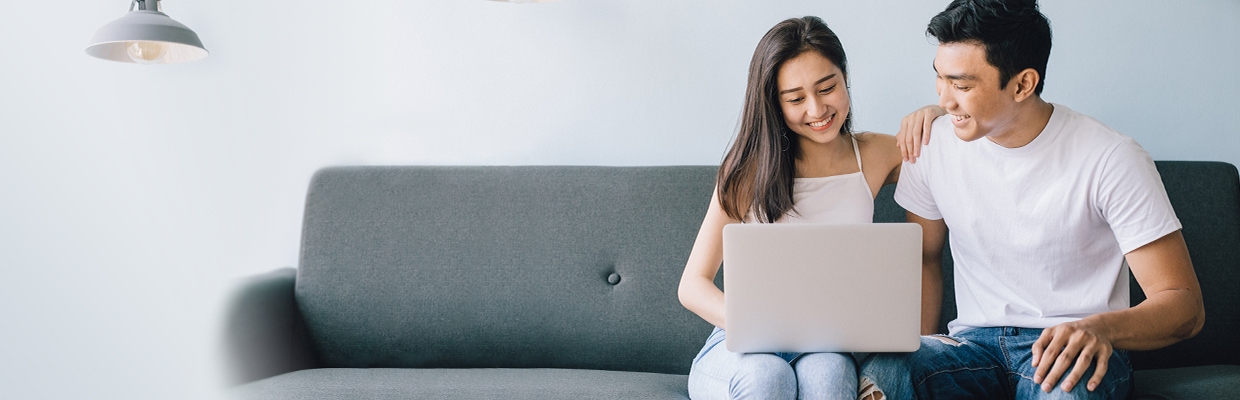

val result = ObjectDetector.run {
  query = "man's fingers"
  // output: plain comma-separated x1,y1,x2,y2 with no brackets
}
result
1033,330,1066,384
1087,350,1110,392
1060,348,1096,392
1042,338,1085,393
1031,329,1052,368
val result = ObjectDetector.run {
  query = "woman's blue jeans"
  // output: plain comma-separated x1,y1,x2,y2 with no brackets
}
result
688,327,861,400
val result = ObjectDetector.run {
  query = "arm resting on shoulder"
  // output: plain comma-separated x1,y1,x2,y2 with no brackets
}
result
1095,230,1205,350
907,211,947,335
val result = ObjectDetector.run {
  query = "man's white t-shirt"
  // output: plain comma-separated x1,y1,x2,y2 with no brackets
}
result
895,104,1181,335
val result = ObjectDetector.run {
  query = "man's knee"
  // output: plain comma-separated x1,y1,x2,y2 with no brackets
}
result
1018,381,1117,400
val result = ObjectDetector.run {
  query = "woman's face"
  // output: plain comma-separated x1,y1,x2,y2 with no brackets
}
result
776,50,849,147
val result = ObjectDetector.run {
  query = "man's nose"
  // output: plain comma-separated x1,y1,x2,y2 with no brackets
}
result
938,88,956,111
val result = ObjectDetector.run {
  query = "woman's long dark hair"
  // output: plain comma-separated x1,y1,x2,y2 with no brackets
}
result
717,16,853,223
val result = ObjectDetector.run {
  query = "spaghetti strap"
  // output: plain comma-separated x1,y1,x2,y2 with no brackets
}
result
851,136,864,175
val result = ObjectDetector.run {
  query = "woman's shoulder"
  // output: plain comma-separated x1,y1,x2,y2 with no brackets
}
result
855,131,895,143
854,132,898,156
853,132,903,176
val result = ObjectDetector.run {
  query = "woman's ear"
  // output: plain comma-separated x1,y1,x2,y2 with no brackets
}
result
1012,68,1040,102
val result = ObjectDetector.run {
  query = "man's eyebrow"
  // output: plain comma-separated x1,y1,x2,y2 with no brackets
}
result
778,74,837,95
932,61,977,81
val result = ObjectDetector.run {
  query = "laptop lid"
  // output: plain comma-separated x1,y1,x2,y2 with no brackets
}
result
722,223,922,353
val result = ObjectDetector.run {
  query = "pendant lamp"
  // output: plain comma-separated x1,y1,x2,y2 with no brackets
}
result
85,0,208,64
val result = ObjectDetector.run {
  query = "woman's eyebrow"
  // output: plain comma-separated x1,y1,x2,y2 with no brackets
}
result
779,74,837,95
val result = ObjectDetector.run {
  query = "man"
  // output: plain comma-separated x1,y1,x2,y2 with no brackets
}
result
863,0,1205,399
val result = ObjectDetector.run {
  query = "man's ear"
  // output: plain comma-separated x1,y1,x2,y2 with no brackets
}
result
1012,68,1040,102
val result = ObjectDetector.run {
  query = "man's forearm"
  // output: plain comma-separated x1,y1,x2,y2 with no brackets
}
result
1094,287,1204,351
1102,230,1205,351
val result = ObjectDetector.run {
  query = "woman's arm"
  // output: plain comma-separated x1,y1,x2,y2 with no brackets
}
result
678,189,740,330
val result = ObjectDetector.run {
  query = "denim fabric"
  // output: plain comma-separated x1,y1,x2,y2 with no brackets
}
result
862,327,1132,400
688,327,858,400
857,352,913,400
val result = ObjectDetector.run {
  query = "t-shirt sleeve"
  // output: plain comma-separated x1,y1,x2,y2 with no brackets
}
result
894,157,943,220
1096,138,1182,254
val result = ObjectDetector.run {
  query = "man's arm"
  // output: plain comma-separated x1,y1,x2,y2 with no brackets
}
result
1031,230,1204,393
907,211,947,335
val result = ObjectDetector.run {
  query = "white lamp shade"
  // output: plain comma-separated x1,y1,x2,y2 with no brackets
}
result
85,10,208,64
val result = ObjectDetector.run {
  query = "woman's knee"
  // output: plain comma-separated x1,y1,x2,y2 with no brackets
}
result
794,352,855,379
731,354,796,399
795,353,858,400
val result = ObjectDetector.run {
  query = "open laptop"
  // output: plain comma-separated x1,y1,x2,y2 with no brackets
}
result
722,223,922,353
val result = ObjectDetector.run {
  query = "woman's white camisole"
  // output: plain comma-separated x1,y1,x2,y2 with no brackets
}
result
748,136,875,224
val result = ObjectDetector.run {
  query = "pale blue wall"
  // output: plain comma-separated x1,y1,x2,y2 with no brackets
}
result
0,1,1237,398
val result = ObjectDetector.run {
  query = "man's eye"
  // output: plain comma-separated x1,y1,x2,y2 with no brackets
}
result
954,85,969,91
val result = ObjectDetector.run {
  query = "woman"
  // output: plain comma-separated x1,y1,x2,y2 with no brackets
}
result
677,16,939,400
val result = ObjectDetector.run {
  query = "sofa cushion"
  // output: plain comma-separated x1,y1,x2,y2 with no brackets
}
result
296,166,719,374
1132,365,1240,399
230,368,690,400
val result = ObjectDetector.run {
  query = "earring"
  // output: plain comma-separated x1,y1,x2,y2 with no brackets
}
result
780,127,790,152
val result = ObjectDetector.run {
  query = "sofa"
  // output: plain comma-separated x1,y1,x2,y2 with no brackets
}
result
224,162,1240,399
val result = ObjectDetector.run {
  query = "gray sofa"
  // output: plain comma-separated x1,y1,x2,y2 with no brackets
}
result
224,162,1240,399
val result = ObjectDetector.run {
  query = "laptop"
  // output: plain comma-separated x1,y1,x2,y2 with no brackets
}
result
722,223,922,353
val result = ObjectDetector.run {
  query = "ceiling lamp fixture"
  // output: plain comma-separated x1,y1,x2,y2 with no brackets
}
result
85,0,208,65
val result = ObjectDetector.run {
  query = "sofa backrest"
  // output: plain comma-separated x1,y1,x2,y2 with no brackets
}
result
296,166,719,374
296,162,1239,375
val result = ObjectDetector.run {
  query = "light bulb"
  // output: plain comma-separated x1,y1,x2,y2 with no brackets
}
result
126,41,168,65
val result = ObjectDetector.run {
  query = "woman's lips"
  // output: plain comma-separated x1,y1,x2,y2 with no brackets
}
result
808,114,835,131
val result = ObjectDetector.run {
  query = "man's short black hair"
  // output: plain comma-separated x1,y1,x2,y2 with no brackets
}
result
928,0,1052,95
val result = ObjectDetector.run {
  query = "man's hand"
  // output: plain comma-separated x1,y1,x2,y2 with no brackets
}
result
896,105,945,163
1031,318,1114,393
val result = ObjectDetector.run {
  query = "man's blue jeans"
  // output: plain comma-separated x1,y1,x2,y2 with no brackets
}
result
861,327,1133,400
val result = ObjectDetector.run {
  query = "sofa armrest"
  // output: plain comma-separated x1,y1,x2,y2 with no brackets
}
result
222,267,320,385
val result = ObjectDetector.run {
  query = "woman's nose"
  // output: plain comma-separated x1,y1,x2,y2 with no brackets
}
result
807,97,827,119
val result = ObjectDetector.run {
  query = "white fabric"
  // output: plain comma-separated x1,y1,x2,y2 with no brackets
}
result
769,136,874,224
895,104,1181,335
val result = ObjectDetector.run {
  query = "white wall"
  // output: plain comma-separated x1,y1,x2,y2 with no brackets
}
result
1,0,1237,398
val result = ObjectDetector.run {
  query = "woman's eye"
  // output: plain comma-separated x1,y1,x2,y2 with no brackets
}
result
788,97,804,103
819,84,837,94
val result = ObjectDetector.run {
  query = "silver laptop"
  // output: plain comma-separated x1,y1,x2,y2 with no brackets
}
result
722,223,922,353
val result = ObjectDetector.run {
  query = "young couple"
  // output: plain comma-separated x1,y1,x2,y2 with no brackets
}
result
678,1,1205,399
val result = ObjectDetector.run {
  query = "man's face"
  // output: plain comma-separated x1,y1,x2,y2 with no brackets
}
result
933,42,1019,142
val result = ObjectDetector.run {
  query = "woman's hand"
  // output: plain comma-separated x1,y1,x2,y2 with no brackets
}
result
896,105,946,163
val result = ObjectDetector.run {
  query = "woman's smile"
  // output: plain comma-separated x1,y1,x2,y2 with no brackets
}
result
808,113,835,131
